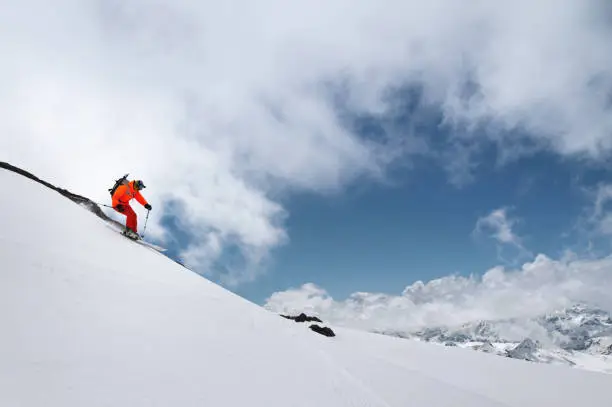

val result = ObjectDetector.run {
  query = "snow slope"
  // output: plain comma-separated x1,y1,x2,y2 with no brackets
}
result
1,168,611,407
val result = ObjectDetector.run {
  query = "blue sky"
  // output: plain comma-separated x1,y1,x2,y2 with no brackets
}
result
228,143,609,304
154,103,612,305
147,84,612,304
156,85,612,305
151,84,612,304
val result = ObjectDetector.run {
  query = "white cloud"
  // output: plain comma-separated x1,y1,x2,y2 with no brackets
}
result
571,183,612,254
475,208,521,245
474,208,531,262
264,253,612,332
2,0,612,282
590,184,612,236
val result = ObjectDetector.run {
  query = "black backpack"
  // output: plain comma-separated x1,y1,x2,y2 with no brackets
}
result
109,173,129,196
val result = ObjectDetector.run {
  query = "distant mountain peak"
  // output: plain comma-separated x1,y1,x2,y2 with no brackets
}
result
374,302,612,374
506,338,540,361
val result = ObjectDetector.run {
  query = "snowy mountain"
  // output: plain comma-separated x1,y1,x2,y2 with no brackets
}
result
1,163,612,406
375,303,612,374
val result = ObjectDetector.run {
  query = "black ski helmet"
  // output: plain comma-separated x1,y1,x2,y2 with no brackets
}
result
134,180,146,190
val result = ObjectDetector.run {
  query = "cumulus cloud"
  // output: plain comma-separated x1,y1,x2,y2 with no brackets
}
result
265,253,612,331
2,0,612,282
571,183,612,255
474,208,531,263
475,208,522,246
589,184,612,236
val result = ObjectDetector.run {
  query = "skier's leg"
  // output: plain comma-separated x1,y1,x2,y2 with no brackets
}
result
114,205,128,230
124,204,138,233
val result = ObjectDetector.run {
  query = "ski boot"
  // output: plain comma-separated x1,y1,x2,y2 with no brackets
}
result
121,227,141,240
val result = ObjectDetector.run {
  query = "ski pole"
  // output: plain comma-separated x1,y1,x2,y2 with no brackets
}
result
91,200,115,209
142,209,150,238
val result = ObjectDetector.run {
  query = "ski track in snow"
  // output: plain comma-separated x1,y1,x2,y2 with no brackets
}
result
1,168,612,407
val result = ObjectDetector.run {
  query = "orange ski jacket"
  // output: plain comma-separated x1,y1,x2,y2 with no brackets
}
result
112,180,149,208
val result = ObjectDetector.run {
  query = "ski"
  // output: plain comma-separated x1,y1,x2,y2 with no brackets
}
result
120,230,167,252
134,238,166,252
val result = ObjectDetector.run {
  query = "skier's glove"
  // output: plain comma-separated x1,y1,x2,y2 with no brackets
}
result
115,204,124,212
145,203,152,210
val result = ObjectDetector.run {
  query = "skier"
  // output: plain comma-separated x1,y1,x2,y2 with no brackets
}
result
111,179,152,239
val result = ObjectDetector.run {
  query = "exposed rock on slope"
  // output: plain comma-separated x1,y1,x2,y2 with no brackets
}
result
281,313,335,337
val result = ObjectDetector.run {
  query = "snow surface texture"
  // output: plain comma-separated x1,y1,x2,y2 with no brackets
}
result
1,168,612,406
376,304,612,374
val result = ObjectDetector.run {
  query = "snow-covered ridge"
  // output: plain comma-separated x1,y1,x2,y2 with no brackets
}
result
0,161,118,225
375,303,612,374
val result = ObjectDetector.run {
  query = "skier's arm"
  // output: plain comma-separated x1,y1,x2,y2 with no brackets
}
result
135,191,148,207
